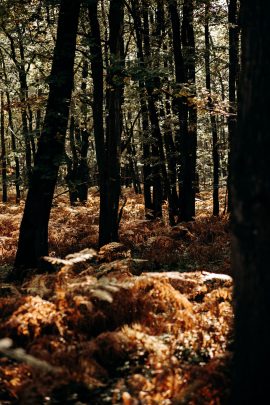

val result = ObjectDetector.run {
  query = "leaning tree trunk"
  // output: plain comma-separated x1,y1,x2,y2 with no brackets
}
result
231,1,270,403
13,0,81,273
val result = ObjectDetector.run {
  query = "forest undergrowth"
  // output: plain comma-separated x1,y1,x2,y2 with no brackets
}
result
0,189,233,404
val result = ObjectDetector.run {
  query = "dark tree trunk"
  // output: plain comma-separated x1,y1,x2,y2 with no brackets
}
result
66,114,79,205
17,28,33,181
1,22,32,182
227,0,239,212
142,6,163,218
6,91,21,202
89,0,124,246
130,0,153,214
1,52,21,202
104,0,124,242
77,60,89,203
13,0,81,273
180,0,197,221
0,92,7,203
88,0,107,246
205,1,219,216
231,1,270,403
168,0,194,222
122,114,142,195
162,13,179,217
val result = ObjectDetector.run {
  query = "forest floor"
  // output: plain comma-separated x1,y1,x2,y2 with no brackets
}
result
0,189,233,404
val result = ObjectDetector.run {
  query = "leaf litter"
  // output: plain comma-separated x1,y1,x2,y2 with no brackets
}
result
0,188,232,404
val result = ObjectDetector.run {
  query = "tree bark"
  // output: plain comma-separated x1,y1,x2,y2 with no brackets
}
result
227,0,239,212
87,0,108,246
180,0,197,221
14,0,81,272
0,91,7,203
130,0,153,214
231,1,270,403
205,1,219,216
0,52,21,202
104,0,124,242
168,0,195,222
6,91,21,202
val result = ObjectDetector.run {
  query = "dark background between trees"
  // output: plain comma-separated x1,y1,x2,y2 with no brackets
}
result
1,0,269,402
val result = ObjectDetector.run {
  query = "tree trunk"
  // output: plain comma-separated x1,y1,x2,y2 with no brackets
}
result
66,114,79,205
0,91,7,203
205,1,219,216
231,1,270,403
227,0,239,212
104,0,124,242
89,0,124,246
87,0,107,246
6,91,21,202
180,0,197,221
130,0,153,214
168,0,193,222
142,6,163,218
14,0,81,273
17,27,32,181
77,60,89,203
0,52,21,202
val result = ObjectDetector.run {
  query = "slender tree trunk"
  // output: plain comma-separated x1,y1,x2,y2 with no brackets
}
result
0,92,7,203
6,91,21,202
162,18,179,217
0,52,21,202
89,0,124,245
131,0,153,214
205,1,219,216
88,0,107,246
1,25,32,181
168,0,192,222
105,0,124,241
14,0,81,273
227,0,239,212
35,88,42,143
231,1,270,403
77,59,89,203
17,30,32,181
180,0,197,220
66,114,79,204
142,5,163,218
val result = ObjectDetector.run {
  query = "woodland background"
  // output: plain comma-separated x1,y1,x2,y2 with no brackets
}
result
0,0,268,404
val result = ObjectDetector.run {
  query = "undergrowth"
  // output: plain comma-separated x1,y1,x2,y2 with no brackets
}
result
0,188,232,404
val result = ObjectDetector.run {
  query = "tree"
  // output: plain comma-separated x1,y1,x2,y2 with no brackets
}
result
88,0,124,246
12,0,81,274
102,0,124,243
204,0,219,216
180,0,197,221
231,1,270,403
168,0,197,222
227,0,239,212
0,91,7,202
